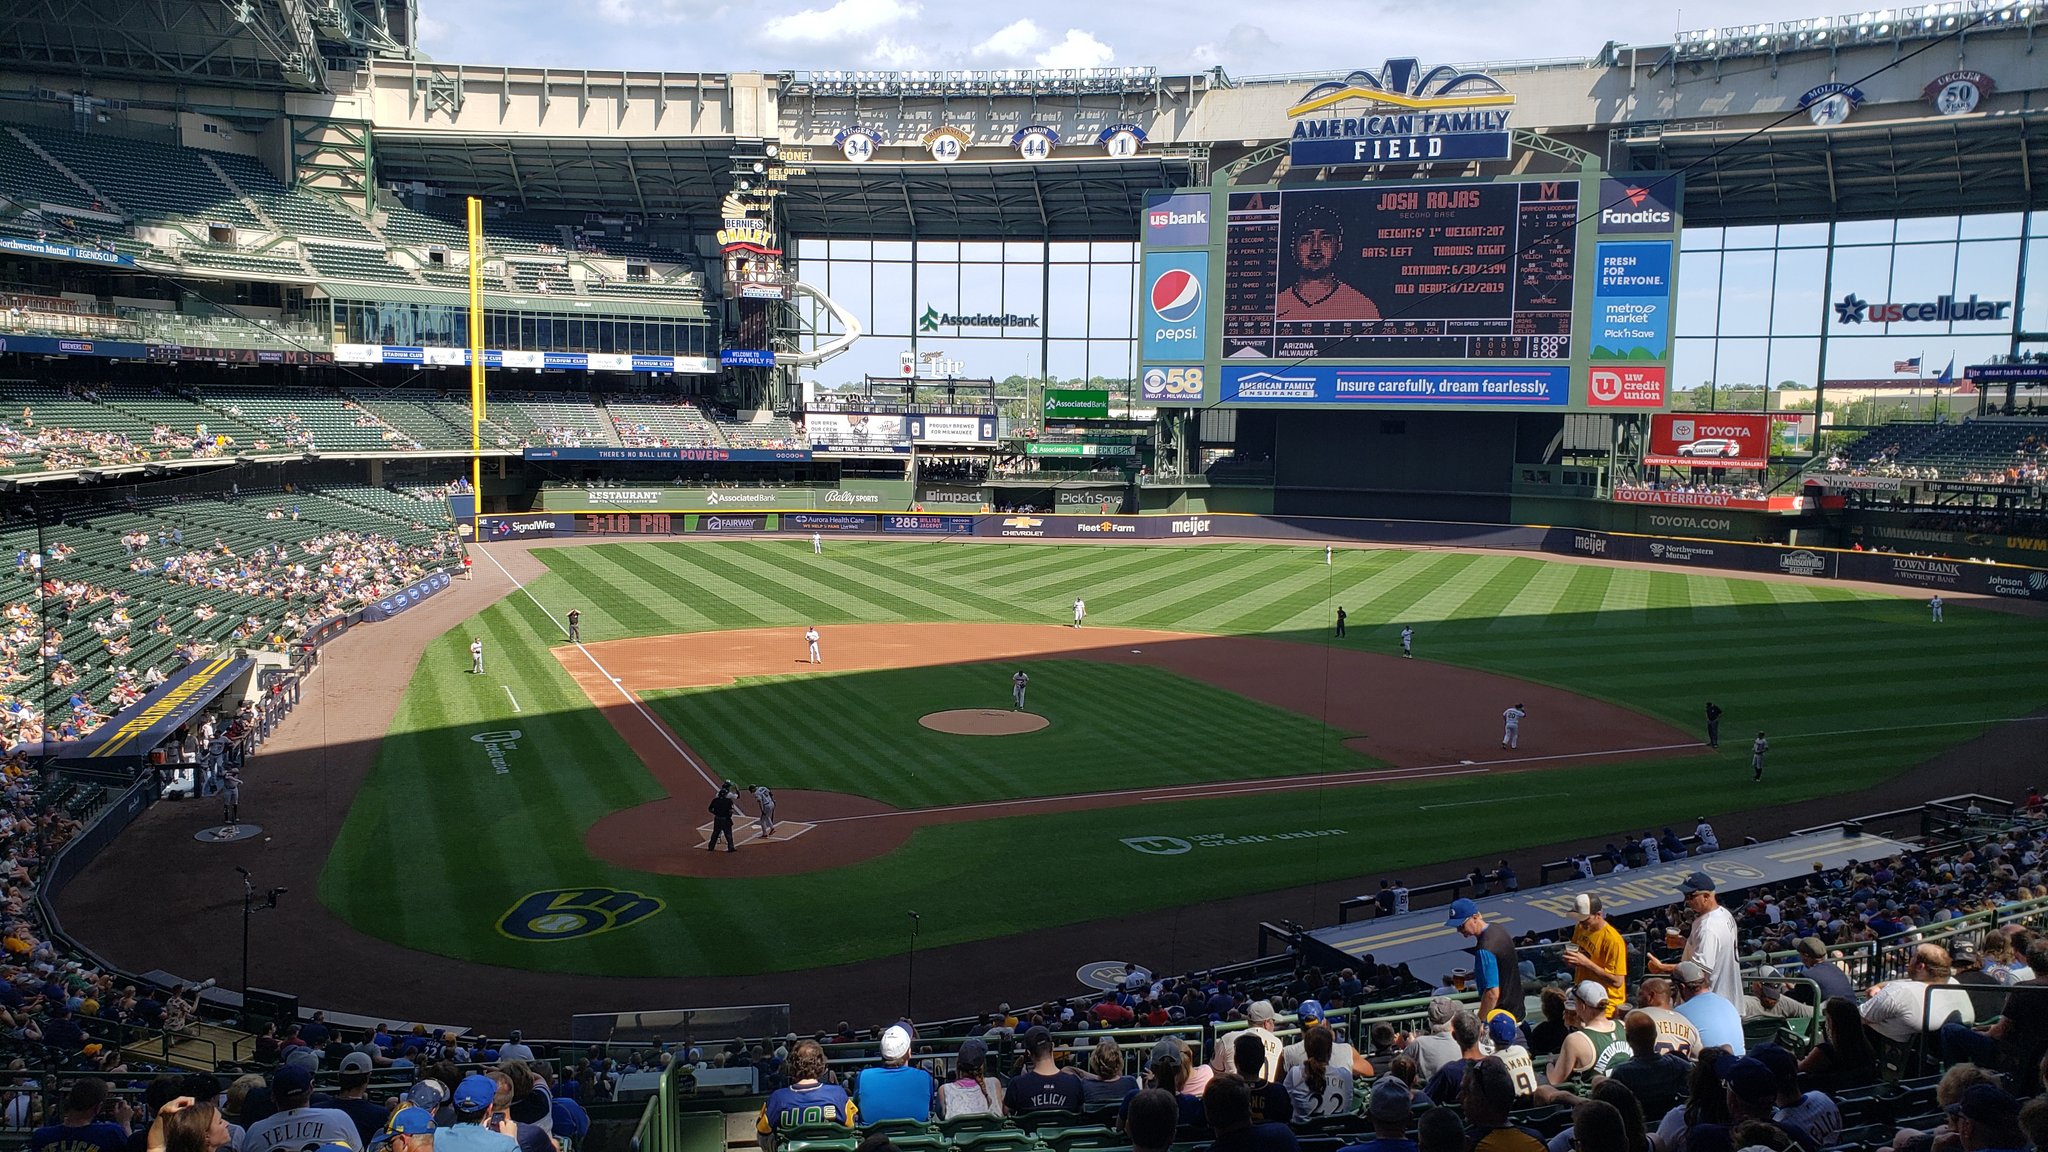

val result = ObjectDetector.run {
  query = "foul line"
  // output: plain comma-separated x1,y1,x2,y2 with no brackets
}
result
1776,715,2048,741
474,545,719,790
502,685,521,713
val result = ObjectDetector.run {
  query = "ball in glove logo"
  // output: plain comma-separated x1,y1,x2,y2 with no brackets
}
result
498,887,665,941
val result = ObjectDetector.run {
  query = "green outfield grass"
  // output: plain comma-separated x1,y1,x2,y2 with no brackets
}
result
319,540,2048,976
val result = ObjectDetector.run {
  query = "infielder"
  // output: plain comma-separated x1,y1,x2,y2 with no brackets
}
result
1501,703,1526,749
1012,669,1030,711
812,532,823,555
566,608,582,643
470,637,484,674
750,783,777,838
1929,595,1944,622
1705,701,1723,749
1400,625,1414,658
805,626,821,664
1751,732,1769,781
1072,597,1086,628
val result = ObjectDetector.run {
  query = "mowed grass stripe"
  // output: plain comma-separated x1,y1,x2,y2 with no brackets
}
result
712,541,926,620
639,542,856,623
603,544,767,627
534,549,686,634
567,546,726,631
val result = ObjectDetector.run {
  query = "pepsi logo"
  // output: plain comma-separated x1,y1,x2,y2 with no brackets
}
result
1150,269,1202,323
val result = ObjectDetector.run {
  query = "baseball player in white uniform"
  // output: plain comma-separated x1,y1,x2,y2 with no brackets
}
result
1072,598,1086,628
813,532,823,555
1400,626,1414,658
805,626,821,664
1751,732,1769,781
1501,703,1526,749
1012,670,1030,711
1929,595,1944,622
470,637,484,674
750,784,777,837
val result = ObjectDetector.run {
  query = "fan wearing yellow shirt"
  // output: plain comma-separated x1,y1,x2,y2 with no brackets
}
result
1561,893,1627,1017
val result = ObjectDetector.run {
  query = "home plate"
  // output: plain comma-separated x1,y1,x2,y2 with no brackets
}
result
1460,759,1475,765
694,821,815,849
1131,649,1142,653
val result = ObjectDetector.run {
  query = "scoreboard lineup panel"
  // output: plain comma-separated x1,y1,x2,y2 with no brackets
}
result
1224,180,1581,361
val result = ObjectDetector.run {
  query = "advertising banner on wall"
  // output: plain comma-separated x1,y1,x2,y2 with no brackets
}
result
1141,251,1208,363
1613,487,1804,512
1221,364,1571,406
1044,389,1112,421
1644,413,1772,469
907,414,998,444
806,411,909,447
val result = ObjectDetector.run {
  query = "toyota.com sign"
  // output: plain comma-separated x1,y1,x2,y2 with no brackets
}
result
1644,413,1772,470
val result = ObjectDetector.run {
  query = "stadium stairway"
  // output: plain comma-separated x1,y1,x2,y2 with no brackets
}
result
120,1021,254,1073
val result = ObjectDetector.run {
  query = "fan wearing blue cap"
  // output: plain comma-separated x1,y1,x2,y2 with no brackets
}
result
1447,898,1523,1021
377,1107,436,1152
431,1076,517,1152
1279,1002,1375,1079
242,1064,365,1152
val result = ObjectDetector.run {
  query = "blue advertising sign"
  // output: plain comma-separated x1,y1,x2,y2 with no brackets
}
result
360,570,455,621
0,334,152,360
1220,364,1570,406
721,348,776,367
1595,178,1680,234
1593,297,1670,360
1594,243,1672,297
0,236,134,267
1143,192,1212,247
1141,251,1208,362
1290,131,1510,167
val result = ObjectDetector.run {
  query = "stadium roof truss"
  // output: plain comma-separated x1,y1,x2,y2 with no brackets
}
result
1621,112,2048,226
0,0,326,89
773,155,1206,240
370,135,731,215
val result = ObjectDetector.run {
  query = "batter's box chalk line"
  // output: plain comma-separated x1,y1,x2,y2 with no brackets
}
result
694,820,816,849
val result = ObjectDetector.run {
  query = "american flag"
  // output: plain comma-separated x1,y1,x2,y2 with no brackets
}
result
1893,357,1922,373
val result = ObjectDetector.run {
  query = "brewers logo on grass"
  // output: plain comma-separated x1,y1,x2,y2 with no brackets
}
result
497,887,665,942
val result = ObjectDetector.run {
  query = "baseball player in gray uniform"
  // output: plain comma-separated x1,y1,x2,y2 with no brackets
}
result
1012,670,1030,711
750,784,777,837
1501,703,1526,749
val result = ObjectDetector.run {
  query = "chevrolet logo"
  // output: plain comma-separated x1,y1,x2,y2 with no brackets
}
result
1003,516,1042,528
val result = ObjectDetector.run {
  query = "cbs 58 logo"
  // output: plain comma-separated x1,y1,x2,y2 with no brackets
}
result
1142,366,1204,398
497,887,665,942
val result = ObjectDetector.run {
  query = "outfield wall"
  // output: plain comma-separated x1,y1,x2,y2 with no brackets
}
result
471,510,2048,604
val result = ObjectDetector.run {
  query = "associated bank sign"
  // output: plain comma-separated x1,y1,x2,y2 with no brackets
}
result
1287,59,1514,166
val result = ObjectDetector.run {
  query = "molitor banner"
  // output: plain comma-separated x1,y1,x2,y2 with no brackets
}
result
691,514,769,532
881,513,978,535
1221,364,1570,407
782,512,876,533
906,414,998,444
1145,191,1212,247
1644,413,1771,470
477,513,578,539
1141,250,1207,362
360,570,455,621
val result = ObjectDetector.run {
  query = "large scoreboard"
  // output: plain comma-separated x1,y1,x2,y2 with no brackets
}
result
1138,174,1681,411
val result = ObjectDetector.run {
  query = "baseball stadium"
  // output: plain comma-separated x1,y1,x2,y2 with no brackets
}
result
2,1,2048,1149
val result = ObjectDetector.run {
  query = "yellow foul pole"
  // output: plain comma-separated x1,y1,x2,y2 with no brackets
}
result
467,196,485,538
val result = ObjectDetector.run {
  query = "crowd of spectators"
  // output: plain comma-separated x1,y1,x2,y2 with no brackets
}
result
1615,480,1769,501
917,458,988,485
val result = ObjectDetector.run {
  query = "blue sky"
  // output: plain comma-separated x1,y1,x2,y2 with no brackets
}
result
413,0,1810,74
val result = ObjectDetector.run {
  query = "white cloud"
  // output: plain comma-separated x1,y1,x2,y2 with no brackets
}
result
760,0,918,44
973,18,1044,60
868,36,924,67
1188,24,1278,72
1034,28,1113,69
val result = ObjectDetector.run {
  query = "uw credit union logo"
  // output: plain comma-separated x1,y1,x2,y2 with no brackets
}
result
497,887,665,941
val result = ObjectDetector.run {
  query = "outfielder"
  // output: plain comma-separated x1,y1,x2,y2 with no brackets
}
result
812,532,823,555
1501,703,1526,749
1400,625,1414,658
805,626,821,664
566,608,582,643
1751,732,1770,781
470,637,485,674
750,783,777,838
1012,669,1030,711
1072,598,1086,628
1929,595,1944,622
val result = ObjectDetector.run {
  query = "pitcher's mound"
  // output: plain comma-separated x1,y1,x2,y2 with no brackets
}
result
920,709,1050,736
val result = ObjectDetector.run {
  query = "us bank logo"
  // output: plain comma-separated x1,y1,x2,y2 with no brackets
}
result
1142,251,1207,362
1144,192,1211,247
